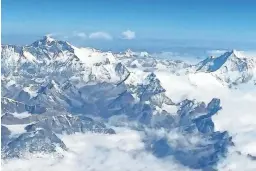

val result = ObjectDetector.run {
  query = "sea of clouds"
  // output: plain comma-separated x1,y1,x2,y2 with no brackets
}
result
156,71,256,171
2,129,196,171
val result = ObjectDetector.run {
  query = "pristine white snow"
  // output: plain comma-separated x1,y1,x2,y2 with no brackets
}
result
23,51,37,63
188,72,225,87
72,46,116,65
5,79,16,87
44,35,55,42
3,124,28,136
11,112,32,119
23,86,38,98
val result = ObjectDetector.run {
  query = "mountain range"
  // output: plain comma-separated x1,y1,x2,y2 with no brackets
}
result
1,36,255,170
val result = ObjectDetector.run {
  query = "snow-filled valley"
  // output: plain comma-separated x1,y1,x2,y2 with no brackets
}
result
1,36,256,171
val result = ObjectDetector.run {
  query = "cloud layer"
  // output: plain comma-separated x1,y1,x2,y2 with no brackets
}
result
2,129,194,171
154,71,256,171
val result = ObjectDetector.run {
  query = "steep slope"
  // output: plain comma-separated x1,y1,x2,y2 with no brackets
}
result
196,50,256,86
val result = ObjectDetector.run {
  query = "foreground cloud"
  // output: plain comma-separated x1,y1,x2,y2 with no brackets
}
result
2,130,193,171
89,31,113,40
122,30,136,40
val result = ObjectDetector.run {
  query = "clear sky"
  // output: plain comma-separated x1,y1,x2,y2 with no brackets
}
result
2,0,256,51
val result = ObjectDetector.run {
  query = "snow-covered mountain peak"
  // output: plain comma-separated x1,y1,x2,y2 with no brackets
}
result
124,49,136,57
196,50,252,72
144,73,159,84
43,35,55,42
32,35,56,46
230,49,245,58
1,36,132,88
30,35,73,51
71,46,116,65
116,49,150,59
2,36,120,68
219,49,246,60
195,50,256,86
136,73,166,100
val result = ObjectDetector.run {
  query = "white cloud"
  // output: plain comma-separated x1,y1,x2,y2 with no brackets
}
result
73,31,87,39
45,33,59,37
207,49,227,57
122,30,136,40
153,71,256,171
89,31,113,40
217,147,256,171
2,129,193,171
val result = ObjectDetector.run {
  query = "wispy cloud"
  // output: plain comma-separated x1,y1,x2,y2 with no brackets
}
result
45,32,61,37
73,31,87,39
48,31,113,40
122,30,136,40
89,31,113,40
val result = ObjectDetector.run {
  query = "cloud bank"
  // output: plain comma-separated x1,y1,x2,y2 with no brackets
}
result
2,129,194,171
153,71,256,171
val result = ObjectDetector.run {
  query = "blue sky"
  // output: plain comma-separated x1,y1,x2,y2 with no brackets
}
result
2,0,256,51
